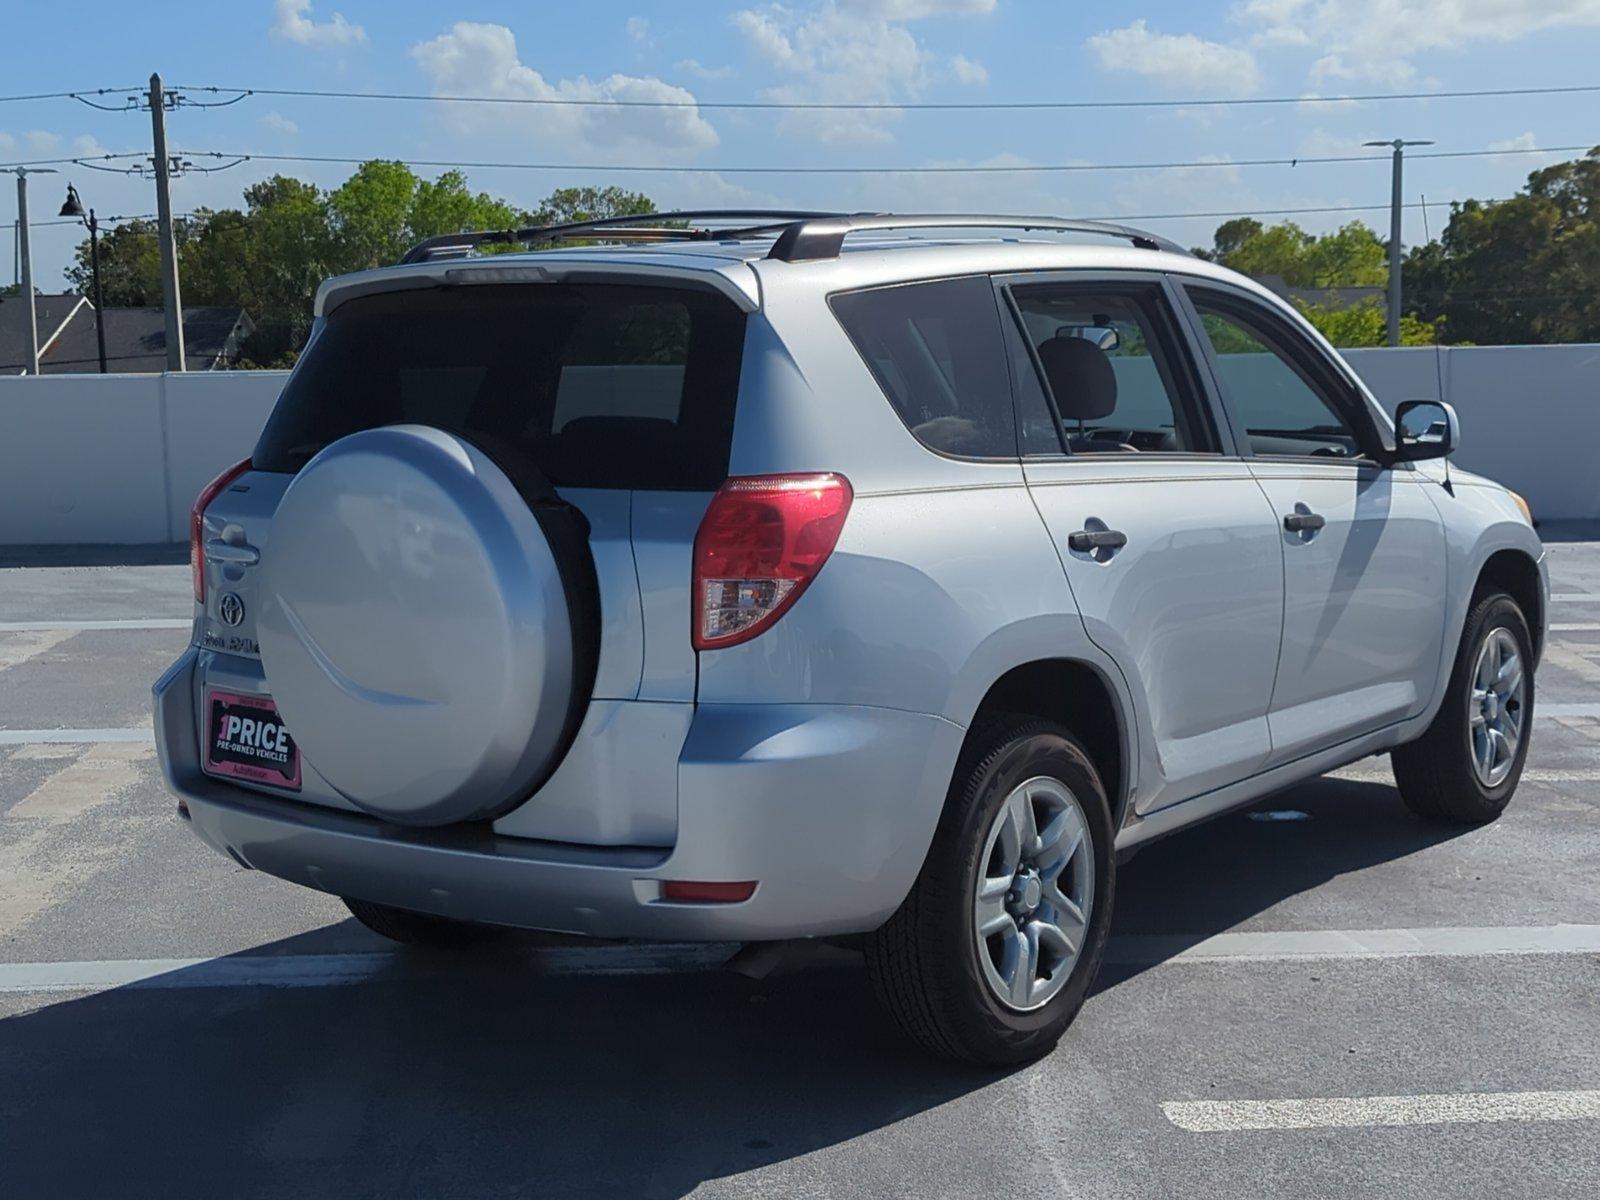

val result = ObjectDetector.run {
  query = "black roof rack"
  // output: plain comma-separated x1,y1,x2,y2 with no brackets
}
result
397,209,1185,266
766,213,1185,260
398,210,850,264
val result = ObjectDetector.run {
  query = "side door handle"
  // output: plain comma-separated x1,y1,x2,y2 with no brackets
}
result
1283,511,1326,534
1068,528,1128,553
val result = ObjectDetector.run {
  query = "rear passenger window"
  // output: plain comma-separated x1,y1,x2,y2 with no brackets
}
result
830,276,1017,458
1006,283,1217,454
253,283,746,490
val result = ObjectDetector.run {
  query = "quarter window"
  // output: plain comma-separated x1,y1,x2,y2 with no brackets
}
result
830,276,1018,458
1187,291,1366,460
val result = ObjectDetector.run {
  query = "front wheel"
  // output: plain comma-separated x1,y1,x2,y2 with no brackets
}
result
864,718,1115,1065
1392,590,1535,824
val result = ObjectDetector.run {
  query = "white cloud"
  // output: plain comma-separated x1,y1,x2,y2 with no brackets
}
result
625,16,651,44
1235,0,1600,84
732,2,990,143
271,0,366,48
0,132,15,154
261,111,299,136
677,58,736,81
1488,131,1538,152
70,134,111,157
950,54,989,85
839,0,997,14
410,22,718,156
25,130,60,154
1088,20,1260,95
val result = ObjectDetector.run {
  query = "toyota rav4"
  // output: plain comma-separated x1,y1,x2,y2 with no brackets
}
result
154,211,1546,1065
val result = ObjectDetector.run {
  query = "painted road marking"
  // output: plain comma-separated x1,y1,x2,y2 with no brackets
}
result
0,618,189,632
0,729,154,745
1162,1090,1600,1132
1551,623,1600,632
1104,923,1600,966
1541,703,1600,719
1330,765,1600,784
1551,593,1600,602
2,924,1595,996
0,743,156,936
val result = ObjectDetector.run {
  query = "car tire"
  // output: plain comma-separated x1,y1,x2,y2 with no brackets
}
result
1392,590,1535,825
342,897,512,949
864,717,1115,1066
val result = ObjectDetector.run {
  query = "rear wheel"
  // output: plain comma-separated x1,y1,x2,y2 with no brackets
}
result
1392,590,1534,824
865,718,1115,1065
342,897,512,949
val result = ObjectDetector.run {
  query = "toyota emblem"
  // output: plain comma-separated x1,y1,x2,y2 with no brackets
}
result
218,592,246,627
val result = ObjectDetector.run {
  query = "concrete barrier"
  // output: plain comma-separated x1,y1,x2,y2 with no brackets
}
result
0,371,287,546
1344,344,1600,524
0,343,1594,545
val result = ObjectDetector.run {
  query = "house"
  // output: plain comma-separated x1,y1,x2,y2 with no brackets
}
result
0,292,254,373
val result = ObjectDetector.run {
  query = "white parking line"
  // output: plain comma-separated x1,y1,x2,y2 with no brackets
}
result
1162,1090,1600,1132
1106,923,1600,966
0,618,189,632
1551,593,1600,602
1551,623,1600,632
1540,703,1600,719
2,924,1595,996
0,729,154,745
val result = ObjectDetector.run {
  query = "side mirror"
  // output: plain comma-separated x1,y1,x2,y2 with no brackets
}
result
1392,399,1458,462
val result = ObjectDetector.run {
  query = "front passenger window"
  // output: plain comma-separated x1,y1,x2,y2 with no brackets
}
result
1188,293,1366,460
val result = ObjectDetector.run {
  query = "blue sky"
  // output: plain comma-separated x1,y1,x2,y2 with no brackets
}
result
5,0,1600,287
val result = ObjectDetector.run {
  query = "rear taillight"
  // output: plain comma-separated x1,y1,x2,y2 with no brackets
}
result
692,473,852,651
191,458,252,603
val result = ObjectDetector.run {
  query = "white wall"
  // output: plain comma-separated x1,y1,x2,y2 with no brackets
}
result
0,371,287,546
1345,345,1600,523
0,345,1595,545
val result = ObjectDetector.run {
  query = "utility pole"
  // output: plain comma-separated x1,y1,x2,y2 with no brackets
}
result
4,166,59,374
1364,138,1434,347
148,73,186,372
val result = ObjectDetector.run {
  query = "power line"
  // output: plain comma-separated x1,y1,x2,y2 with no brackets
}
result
167,142,1594,177
0,87,141,105
172,81,1600,112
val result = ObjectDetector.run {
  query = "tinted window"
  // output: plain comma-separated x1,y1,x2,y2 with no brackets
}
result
1008,283,1216,454
830,276,1016,457
1188,292,1364,459
254,283,746,490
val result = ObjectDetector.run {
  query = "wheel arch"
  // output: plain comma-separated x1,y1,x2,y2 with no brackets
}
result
1475,548,1545,664
964,658,1134,831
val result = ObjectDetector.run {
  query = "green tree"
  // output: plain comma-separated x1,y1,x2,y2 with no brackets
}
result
1406,147,1600,344
1196,218,1386,288
1295,297,1441,347
531,186,656,226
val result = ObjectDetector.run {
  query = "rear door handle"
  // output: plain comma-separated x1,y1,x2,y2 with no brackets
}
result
1283,511,1326,533
206,538,260,566
1068,528,1128,553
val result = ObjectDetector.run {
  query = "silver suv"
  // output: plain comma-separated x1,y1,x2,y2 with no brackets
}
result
154,211,1547,1064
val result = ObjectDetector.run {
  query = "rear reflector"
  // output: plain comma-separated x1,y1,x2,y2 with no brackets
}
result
660,880,758,904
691,473,852,650
191,458,252,603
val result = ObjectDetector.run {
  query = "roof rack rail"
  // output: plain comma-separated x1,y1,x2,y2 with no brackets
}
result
398,209,855,264
765,214,1186,261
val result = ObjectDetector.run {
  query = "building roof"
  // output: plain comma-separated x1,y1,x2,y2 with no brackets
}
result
0,293,90,372
0,293,253,373
41,305,254,373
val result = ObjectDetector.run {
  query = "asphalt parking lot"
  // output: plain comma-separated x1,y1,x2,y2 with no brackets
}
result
2,537,1598,1199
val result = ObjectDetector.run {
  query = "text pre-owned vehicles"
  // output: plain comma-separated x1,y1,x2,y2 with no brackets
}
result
154,212,1546,1065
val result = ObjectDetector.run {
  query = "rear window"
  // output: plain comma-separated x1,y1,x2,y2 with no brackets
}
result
830,276,1016,458
253,282,747,490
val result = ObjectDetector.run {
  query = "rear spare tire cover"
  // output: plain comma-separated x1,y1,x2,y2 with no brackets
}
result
256,425,587,825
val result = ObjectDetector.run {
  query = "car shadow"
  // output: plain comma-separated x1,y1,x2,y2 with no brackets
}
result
1100,770,1474,987
0,772,1467,1198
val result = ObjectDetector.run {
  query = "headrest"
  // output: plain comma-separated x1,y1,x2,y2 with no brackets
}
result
1037,336,1117,422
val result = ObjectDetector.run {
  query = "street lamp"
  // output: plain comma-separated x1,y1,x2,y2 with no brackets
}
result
59,183,108,374
2,165,58,374
1363,138,1435,347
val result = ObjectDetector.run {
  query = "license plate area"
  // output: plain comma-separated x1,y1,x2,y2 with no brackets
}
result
203,689,301,791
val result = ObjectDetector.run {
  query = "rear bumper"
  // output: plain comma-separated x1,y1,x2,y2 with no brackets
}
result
155,648,963,940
